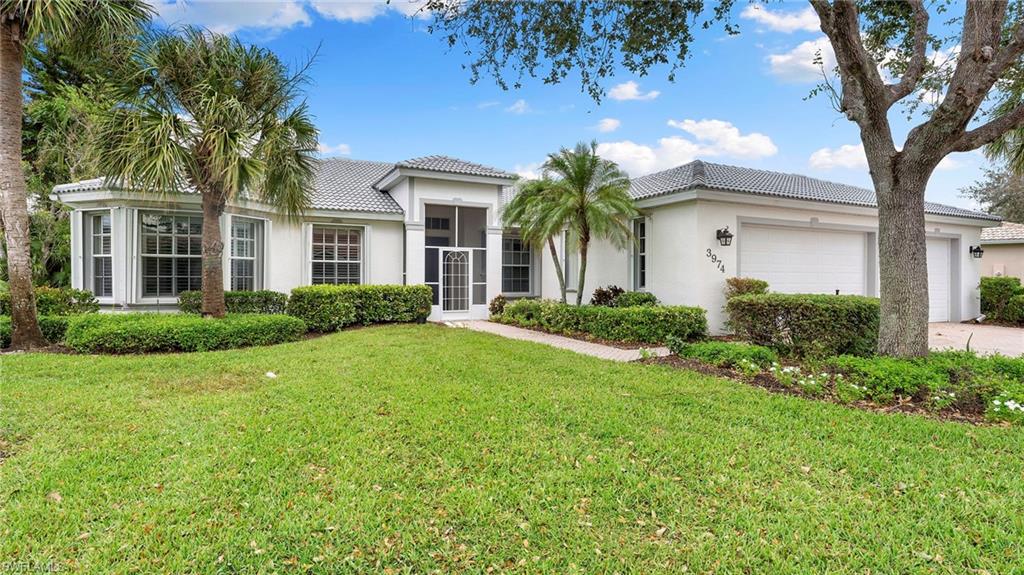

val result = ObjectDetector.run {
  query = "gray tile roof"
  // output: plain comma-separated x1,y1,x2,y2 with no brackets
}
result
981,221,1024,243
395,155,518,180
631,160,1000,221
313,158,402,213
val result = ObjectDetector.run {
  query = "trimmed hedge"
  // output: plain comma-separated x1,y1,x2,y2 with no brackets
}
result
724,277,769,299
726,293,880,358
0,316,69,347
500,299,707,344
288,284,432,332
63,313,307,354
178,290,289,315
1006,294,1024,324
668,339,778,369
0,286,98,316
980,276,1024,321
612,291,659,307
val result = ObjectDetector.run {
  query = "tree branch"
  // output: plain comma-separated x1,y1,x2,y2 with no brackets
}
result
952,103,1024,151
887,0,929,104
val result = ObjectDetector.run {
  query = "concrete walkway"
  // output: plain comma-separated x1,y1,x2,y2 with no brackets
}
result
929,322,1024,357
449,320,670,362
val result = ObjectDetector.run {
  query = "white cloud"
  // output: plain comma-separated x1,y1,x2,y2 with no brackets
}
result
153,0,312,34
477,101,499,109
597,119,777,176
318,142,351,155
595,118,621,133
667,119,777,158
809,143,962,171
607,81,660,101
513,162,543,180
506,99,530,114
767,37,835,83
312,1,429,22
741,4,820,33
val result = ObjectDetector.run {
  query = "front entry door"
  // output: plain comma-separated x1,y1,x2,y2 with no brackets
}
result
441,249,470,313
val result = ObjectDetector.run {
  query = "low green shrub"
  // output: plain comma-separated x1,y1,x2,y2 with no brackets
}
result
1005,294,1024,324
979,276,1024,320
63,313,307,354
726,293,880,358
0,286,98,316
987,379,1024,424
500,299,706,344
827,355,945,403
590,285,625,306
612,291,659,307
0,316,69,347
178,290,289,315
288,284,432,332
724,277,769,299
668,339,778,369
489,294,508,317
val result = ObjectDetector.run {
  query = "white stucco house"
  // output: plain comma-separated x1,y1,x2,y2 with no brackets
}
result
52,156,999,332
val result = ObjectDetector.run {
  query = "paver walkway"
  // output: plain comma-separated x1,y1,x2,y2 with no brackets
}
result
929,322,1024,357
449,320,670,362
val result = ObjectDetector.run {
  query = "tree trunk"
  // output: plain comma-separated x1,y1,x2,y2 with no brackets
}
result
200,189,227,318
875,161,932,357
0,20,45,349
576,238,588,306
546,237,567,304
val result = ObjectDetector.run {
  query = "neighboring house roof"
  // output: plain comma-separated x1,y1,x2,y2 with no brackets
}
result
393,155,518,180
52,155,515,214
980,221,1024,244
630,159,1001,221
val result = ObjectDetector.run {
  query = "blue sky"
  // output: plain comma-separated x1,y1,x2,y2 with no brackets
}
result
153,1,988,209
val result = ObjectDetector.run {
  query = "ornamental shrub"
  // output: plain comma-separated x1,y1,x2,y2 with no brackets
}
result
590,285,625,306
178,290,289,315
288,284,432,332
667,339,778,369
488,294,508,317
0,286,98,316
0,316,69,347
612,291,659,307
63,313,307,354
1004,294,1024,324
979,276,1024,320
724,277,769,299
500,299,706,344
726,293,879,358
827,355,945,403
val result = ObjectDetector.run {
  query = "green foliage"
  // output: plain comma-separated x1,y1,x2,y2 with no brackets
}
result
979,276,1024,320
727,294,880,358
612,291,659,307
288,285,433,332
0,286,98,316
668,339,778,369
1006,295,1024,323
827,355,945,404
488,294,507,317
987,380,1024,424
589,285,624,306
500,299,706,344
178,290,288,315
960,168,1024,222
0,316,69,347
63,313,306,354
724,277,769,299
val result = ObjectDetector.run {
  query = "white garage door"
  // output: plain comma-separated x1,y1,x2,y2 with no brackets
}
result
740,225,867,295
926,237,950,322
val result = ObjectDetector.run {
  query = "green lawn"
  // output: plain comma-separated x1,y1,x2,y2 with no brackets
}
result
2,324,1022,573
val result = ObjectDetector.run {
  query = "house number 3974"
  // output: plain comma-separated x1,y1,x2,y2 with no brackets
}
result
706,248,725,273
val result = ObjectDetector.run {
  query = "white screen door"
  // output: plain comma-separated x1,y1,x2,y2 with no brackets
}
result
442,249,470,312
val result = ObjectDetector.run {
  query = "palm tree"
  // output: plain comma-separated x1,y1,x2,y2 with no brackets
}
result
502,178,568,303
98,28,318,317
543,142,637,305
0,0,150,349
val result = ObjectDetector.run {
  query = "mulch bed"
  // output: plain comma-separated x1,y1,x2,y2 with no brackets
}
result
641,355,999,426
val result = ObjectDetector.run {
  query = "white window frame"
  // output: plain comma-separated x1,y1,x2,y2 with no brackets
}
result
228,215,265,291
501,232,532,296
136,210,203,301
633,217,648,291
83,209,114,300
308,224,365,285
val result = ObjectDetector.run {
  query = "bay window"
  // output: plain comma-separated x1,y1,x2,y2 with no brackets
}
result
85,211,112,297
141,213,202,297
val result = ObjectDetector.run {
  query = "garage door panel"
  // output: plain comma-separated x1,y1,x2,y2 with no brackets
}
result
926,238,950,322
740,225,867,296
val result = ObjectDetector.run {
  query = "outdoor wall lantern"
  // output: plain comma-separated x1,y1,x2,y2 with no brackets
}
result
716,227,734,247
969,245,984,259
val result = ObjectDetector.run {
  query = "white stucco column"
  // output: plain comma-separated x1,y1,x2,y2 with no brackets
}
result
405,223,425,285
486,226,502,303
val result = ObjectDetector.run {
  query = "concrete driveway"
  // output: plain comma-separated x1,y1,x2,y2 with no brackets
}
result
929,323,1024,357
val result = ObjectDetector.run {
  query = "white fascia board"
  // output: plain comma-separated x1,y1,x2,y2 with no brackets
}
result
636,187,995,227
980,238,1024,245
375,167,517,191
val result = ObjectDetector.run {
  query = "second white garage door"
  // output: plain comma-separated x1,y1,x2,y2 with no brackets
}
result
739,225,867,296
